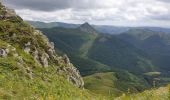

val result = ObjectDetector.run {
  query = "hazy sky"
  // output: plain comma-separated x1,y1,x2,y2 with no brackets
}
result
2,0,170,27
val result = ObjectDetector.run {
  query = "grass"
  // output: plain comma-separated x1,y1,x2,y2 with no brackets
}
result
0,4,104,99
116,84,170,100
84,71,150,97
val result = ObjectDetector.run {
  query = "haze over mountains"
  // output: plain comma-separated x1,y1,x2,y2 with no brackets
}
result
28,21,170,34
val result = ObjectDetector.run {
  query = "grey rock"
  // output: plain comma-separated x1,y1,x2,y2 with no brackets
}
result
57,63,84,88
63,54,71,65
40,53,49,67
32,49,41,65
24,47,30,54
0,49,7,57
24,42,31,54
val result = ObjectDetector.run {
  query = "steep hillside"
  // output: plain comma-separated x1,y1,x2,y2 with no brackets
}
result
118,29,170,71
0,3,100,99
88,34,154,73
40,26,110,76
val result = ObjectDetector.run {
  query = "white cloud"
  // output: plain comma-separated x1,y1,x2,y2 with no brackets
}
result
3,0,170,27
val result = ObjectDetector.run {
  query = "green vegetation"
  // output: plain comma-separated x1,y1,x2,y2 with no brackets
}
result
84,71,149,97
118,28,170,71
0,3,103,99
40,25,155,74
116,84,170,100
88,35,154,73
39,23,159,96
0,59,94,99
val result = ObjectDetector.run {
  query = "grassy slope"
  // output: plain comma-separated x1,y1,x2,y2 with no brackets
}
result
0,4,102,99
116,85,170,100
0,40,97,99
84,72,150,97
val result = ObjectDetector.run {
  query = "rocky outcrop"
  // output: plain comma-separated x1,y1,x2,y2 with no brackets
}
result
0,3,17,19
24,42,31,54
40,52,49,67
0,3,84,89
57,55,84,88
0,48,7,57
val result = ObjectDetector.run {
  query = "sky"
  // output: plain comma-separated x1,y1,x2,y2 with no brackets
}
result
2,0,170,27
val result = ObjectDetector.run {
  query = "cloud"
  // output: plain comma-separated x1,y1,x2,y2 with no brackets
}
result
158,0,170,3
3,0,123,11
2,0,170,27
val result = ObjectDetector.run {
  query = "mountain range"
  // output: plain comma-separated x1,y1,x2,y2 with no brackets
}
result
28,21,170,34
36,21,170,96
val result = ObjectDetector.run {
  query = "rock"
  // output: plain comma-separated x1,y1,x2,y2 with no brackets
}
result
0,49,7,57
5,48,9,54
63,54,70,65
11,47,16,52
66,66,84,88
32,49,41,65
25,42,31,46
25,67,33,79
47,48,54,55
0,5,17,20
57,64,84,88
50,42,55,49
10,33,16,38
5,8,16,16
40,53,49,67
16,56,24,64
24,47,30,54
24,42,31,54
13,53,18,57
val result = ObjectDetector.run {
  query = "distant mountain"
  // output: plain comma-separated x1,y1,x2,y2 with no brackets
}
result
27,21,79,28
40,24,155,74
78,22,98,35
94,26,170,34
118,28,170,71
93,25,130,34
27,21,170,34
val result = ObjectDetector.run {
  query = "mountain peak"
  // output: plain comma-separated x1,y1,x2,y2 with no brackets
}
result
82,22,90,26
79,22,98,34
